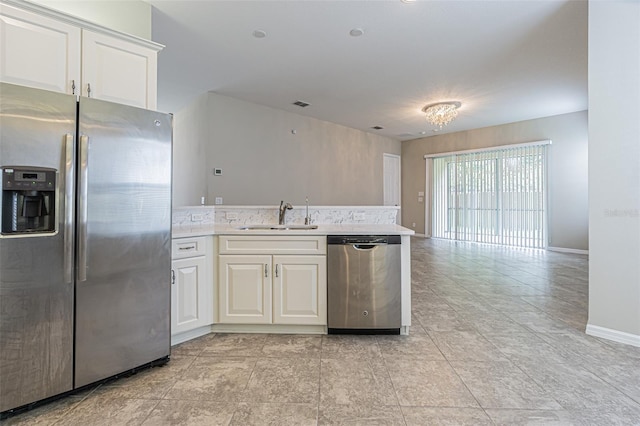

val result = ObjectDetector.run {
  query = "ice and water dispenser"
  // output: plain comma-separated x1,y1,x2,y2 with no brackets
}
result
1,167,57,235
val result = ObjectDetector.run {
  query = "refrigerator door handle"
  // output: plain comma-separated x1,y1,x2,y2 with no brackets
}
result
64,133,75,284
78,134,89,282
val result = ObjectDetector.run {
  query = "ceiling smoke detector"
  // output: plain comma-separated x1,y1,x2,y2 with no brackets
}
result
252,29,267,38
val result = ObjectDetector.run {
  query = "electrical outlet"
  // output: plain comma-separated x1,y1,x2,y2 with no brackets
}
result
191,213,203,222
418,196,424,203
412,222,416,228
353,212,365,221
226,212,238,220
215,197,223,205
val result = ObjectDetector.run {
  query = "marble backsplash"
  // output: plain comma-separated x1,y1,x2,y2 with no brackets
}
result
172,205,399,227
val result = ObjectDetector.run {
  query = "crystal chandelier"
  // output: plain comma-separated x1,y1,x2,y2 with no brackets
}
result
422,101,462,129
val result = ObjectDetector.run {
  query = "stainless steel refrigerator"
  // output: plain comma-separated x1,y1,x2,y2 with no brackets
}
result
0,82,172,413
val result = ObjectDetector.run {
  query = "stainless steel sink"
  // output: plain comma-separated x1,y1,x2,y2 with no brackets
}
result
236,224,318,231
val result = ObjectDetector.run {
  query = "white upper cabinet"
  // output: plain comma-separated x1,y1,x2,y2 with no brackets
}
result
0,4,80,94
81,30,157,109
0,3,161,110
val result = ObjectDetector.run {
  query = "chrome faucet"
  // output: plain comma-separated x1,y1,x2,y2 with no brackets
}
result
304,196,312,225
278,200,293,225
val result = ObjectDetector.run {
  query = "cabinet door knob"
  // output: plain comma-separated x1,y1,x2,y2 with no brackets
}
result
264,264,268,278
171,269,175,285
71,79,76,95
275,264,279,278
87,83,92,97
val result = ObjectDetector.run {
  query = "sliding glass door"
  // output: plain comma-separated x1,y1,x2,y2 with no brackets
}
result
430,143,548,248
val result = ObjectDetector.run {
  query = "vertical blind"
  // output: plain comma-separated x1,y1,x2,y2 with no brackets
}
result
430,143,548,248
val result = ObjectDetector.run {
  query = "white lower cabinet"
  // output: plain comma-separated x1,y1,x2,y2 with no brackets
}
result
273,255,327,325
218,255,272,324
171,236,214,337
218,236,327,326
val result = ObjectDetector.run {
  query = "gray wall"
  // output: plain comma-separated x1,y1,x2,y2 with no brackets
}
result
588,1,640,339
402,111,588,251
173,92,401,207
172,92,208,206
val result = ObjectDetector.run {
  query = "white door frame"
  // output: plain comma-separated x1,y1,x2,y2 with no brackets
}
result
424,157,432,238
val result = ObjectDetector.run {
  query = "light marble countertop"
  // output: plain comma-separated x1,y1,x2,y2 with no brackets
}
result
172,223,415,238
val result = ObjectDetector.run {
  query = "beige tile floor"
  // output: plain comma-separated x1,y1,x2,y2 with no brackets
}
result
3,237,640,425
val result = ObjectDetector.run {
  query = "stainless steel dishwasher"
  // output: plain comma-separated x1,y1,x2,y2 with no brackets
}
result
327,235,401,334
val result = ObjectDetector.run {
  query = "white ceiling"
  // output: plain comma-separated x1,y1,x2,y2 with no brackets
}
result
148,0,587,141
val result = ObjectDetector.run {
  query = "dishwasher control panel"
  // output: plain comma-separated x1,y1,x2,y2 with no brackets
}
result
327,235,401,245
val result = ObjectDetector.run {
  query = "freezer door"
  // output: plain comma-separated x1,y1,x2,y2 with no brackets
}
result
75,97,172,387
0,83,76,411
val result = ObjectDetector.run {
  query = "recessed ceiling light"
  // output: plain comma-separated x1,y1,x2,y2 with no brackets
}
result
293,100,310,108
253,29,267,38
349,28,364,37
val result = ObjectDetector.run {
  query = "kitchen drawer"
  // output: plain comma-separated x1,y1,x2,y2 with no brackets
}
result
172,236,207,259
218,235,327,255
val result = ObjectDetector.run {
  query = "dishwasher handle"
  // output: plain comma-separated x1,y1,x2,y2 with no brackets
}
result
353,244,384,250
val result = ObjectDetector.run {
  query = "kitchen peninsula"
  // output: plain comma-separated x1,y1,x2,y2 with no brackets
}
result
171,205,413,344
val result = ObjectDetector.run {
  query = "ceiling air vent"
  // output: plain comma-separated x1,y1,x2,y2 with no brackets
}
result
371,126,384,130
293,100,310,108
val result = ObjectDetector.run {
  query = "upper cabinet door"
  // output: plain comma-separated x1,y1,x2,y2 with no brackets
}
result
0,4,81,94
81,30,157,109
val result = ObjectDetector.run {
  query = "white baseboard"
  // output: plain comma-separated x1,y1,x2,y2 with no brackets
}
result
171,325,213,346
211,323,327,335
412,233,427,238
547,246,589,255
586,324,640,348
